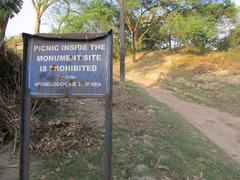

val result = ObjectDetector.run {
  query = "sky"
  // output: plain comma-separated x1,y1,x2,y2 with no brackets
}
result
6,0,49,37
5,0,240,37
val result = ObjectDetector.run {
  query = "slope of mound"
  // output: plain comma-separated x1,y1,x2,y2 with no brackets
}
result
114,48,240,116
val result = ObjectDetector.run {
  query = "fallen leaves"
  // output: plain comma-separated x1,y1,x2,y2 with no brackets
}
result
113,88,153,134
31,118,103,156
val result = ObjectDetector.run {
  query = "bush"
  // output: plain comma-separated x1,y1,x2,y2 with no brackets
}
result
0,46,53,154
215,37,230,51
229,26,240,48
0,46,21,150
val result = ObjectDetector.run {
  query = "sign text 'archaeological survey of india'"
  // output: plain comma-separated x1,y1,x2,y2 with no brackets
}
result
24,31,112,97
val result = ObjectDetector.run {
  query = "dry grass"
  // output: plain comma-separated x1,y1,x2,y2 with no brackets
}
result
113,47,240,115
0,47,60,155
115,48,240,82
0,47,22,153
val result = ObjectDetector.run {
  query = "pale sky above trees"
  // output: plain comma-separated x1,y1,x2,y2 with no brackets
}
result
6,0,240,37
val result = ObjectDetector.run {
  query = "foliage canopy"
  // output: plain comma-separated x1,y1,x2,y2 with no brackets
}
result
0,0,23,17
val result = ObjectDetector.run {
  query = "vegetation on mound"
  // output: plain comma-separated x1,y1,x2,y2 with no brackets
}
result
114,47,240,116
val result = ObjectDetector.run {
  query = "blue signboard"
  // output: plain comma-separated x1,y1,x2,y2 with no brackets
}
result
23,32,112,98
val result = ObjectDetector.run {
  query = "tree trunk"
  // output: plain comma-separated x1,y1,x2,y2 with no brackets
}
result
34,12,41,34
168,34,172,50
131,30,136,62
119,0,125,81
0,9,10,50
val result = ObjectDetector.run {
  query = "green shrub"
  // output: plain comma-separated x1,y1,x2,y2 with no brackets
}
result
229,25,240,48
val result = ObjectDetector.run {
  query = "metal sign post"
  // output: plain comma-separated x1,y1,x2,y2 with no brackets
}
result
20,31,113,180
105,94,112,180
105,32,113,180
19,36,31,180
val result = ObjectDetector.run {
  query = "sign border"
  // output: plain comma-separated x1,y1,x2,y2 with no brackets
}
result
22,30,113,98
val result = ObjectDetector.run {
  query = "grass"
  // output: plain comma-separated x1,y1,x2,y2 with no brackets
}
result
163,68,240,116
33,81,240,180
124,81,240,179
114,47,240,116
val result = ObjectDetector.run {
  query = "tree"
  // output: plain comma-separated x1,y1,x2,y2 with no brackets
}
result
158,1,238,52
123,0,222,59
160,14,216,52
119,0,125,81
49,0,119,59
31,0,56,34
124,0,158,61
0,0,22,50
57,0,117,33
48,0,238,59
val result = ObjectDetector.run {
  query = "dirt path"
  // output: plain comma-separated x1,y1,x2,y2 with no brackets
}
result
129,78,240,163
0,151,18,180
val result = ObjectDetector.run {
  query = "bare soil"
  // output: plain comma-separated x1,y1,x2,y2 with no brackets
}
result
131,78,240,163
0,150,18,180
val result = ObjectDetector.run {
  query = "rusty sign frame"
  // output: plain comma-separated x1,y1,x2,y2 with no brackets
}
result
19,31,113,180
22,31,112,98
